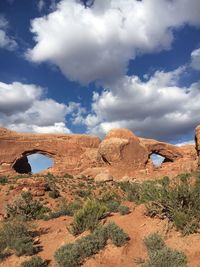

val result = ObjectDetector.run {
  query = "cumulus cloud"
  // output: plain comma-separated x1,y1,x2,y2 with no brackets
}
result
80,67,200,141
27,0,200,84
0,15,17,50
191,48,200,70
0,81,78,133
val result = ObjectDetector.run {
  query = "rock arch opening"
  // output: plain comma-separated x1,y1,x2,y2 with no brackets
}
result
13,151,54,174
150,153,172,168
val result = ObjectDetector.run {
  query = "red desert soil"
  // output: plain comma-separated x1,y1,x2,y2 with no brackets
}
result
1,205,200,267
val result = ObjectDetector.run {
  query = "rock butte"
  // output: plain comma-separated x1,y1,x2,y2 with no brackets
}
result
0,126,199,180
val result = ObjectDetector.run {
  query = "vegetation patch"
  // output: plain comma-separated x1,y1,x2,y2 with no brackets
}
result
118,205,130,215
21,256,46,267
0,176,8,185
146,174,200,235
69,199,108,235
0,220,37,259
141,233,188,267
6,191,50,220
55,222,129,267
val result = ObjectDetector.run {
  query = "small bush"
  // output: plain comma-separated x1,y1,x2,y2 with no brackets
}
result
0,220,36,258
63,173,73,179
69,200,107,235
144,233,165,252
55,222,129,267
75,190,91,198
118,205,130,215
98,192,121,212
142,233,188,267
21,256,46,267
105,222,129,246
119,179,165,204
0,176,8,185
48,190,60,199
146,174,200,235
6,191,50,220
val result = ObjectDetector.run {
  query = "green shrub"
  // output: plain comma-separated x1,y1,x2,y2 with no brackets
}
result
75,190,91,198
98,192,121,212
63,173,73,179
48,190,60,199
119,179,165,204
105,222,129,246
146,174,200,235
141,233,188,267
55,222,129,267
118,205,130,215
0,176,8,184
0,220,36,258
21,256,46,267
69,200,107,235
144,233,165,252
6,191,50,220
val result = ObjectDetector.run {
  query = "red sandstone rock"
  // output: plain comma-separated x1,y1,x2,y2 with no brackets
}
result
98,129,149,167
94,172,113,182
195,125,200,169
0,126,199,180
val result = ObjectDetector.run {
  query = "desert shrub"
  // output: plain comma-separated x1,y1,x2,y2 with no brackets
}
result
118,205,130,215
63,173,73,179
48,190,60,199
6,191,50,220
142,233,188,267
69,199,107,235
75,190,91,198
21,256,46,267
0,176,8,184
146,174,200,235
0,220,36,258
119,178,167,204
105,222,129,246
98,192,121,212
55,222,129,267
144,233,165,252
44,199,82,220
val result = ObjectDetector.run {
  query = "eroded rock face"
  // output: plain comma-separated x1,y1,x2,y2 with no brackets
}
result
98,128,149,167
195,125,200,169
0,127,101,176
0,126,199,179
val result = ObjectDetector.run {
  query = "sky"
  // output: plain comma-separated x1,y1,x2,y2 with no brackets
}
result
0,0,200,153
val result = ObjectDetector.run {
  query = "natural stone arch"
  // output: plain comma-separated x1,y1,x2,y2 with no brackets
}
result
12,149,55,174
140,138,184,162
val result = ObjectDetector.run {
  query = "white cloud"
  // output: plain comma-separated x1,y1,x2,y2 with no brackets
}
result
27,0,200,84
191,48,200,70
0,81,78,134
0,82,42,115
0,15,17,50
37,0,45,12
176,140,194,146
81,67,200,141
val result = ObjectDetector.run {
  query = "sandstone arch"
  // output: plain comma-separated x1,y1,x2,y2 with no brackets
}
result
0,127,198,179
140,138,183,162
0,128,101,176
12,149,54,174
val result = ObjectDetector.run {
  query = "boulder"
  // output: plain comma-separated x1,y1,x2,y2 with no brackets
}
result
98,128,148,167
94,172,113,182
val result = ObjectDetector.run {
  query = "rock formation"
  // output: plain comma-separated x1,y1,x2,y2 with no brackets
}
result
0,126,199,180
195,125,200,169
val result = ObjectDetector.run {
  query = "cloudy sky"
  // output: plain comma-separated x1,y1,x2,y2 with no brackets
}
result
1,0,200,146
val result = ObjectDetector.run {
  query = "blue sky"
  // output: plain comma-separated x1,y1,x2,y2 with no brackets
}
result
0,0,200,148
